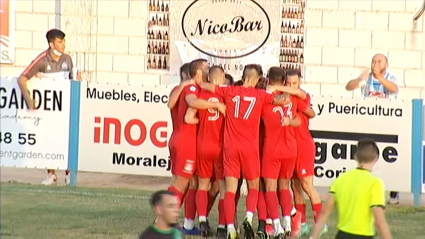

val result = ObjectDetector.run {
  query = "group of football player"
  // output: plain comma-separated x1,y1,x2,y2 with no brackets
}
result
166,59,327,239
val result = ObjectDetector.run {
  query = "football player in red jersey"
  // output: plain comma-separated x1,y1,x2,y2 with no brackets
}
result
167,63,192,182
261,67,315,238
184,66,227,238
285,70,327,237
199,65,290,239
168,59,225,235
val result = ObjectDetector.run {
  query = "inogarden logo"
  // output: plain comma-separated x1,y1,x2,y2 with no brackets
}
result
181,0,271,59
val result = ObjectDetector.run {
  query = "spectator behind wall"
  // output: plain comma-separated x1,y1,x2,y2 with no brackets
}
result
345,53,400,205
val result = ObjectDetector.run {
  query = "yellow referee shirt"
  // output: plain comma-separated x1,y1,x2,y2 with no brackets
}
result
330,168,386,236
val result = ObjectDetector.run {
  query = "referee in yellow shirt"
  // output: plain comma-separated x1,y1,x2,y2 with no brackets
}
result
310,139,392,239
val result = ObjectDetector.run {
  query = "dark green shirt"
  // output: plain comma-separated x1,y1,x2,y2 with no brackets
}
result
138,225,182,239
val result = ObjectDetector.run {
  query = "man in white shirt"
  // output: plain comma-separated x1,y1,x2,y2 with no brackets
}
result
345,53,400,204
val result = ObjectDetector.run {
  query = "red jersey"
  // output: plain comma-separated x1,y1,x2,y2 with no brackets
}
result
295,92,314,144
174,84,200,142
259,120,265,157
215,85,274,150
169,86,179,131
261,95,307,158
197,90,225,148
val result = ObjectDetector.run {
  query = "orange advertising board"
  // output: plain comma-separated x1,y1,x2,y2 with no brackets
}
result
0,0,15,64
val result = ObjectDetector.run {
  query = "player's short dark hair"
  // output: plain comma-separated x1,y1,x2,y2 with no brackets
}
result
180,63,190,81
256,77,269,89
286,69,302,78
189,59,207,78
46,29,65,43
234,80,243,86
209,65,224,74
150,190,175,207
243,64,262,79
355,139,379,163
268,67,285,84
225,73,234,85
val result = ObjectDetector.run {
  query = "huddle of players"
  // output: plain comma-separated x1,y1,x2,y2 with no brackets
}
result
167,59,326,239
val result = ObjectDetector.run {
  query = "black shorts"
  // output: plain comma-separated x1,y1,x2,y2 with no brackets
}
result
336,231,373,239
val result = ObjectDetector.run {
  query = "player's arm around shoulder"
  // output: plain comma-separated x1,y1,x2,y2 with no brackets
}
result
184,108,199,124
185,89,223,111
168,80,194,109
272,85,307,100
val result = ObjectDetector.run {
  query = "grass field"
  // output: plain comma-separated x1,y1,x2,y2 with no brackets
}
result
1,183,425,239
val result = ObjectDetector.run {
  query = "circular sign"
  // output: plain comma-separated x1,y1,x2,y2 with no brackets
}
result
181,0,271,59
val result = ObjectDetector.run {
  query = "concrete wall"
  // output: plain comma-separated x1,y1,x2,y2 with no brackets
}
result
1,0,425,98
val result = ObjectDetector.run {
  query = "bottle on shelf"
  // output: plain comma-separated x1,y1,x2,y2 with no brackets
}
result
279,49,283,62
300,36,304,48
156,1,160,11
296,22,300,34
291,38,296,48
149,0,152,11
162,43,166,54
158,30,162,40
161,1,164,12
165,43,169,54
164,31,168,40
165,3,169,12
147,42,151,54
158,56,162,68
163,56,167,69
158,42,162,54
300,21,304,33
152,56,157,69
300,53,304,64
153,42,158,54
158,16,162,26
147,55,151,69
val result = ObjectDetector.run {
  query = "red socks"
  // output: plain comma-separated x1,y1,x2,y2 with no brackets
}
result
224,192,236,224
295,204,307,223
257,191,267,221
265,191,280,220
196,190,208,218
184,189,197,220
246,189,259,213
278,190,293,216
206,192,217,217
167,186,183,207
218,199,226,226
312,203,322,222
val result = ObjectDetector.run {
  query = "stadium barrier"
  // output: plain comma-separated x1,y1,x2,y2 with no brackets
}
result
0,77,423,207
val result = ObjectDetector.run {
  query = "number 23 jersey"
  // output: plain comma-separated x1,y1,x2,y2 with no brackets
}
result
215,85,274,150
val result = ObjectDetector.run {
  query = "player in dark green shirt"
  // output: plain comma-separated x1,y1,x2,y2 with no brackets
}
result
138,190,182,239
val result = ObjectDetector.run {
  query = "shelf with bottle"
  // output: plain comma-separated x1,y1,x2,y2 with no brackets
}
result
147,55,169,71
281,6,304,20
147,41,169,55
148,0,169,13
282,0,305,7
147,30,169,41
280,63,303,72
149,13,169,27
279,49,304,64
280,35,304,49
280,20,304,34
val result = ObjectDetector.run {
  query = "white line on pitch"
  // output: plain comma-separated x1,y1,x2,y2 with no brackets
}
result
3,188,151,200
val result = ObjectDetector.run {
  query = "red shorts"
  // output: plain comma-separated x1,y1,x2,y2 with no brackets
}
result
223,148,260,180
294,142,315,178
261,156,296,179
172,141,196,179
197,146,223,179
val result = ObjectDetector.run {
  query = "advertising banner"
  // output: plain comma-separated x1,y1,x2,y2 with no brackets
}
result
310,96,412,192
78,82,172,177
169,0,280,78
0,0,15,64
0,77,71,169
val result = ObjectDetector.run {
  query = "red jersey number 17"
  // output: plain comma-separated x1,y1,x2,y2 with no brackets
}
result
232,96,256,119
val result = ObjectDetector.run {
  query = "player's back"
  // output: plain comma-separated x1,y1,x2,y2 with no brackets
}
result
295,91,313,143
174,84,199,141
197,90,225,148
261,94,298,158
222,85,272,150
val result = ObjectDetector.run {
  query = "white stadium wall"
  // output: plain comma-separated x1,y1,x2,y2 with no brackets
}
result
0,0,424,98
